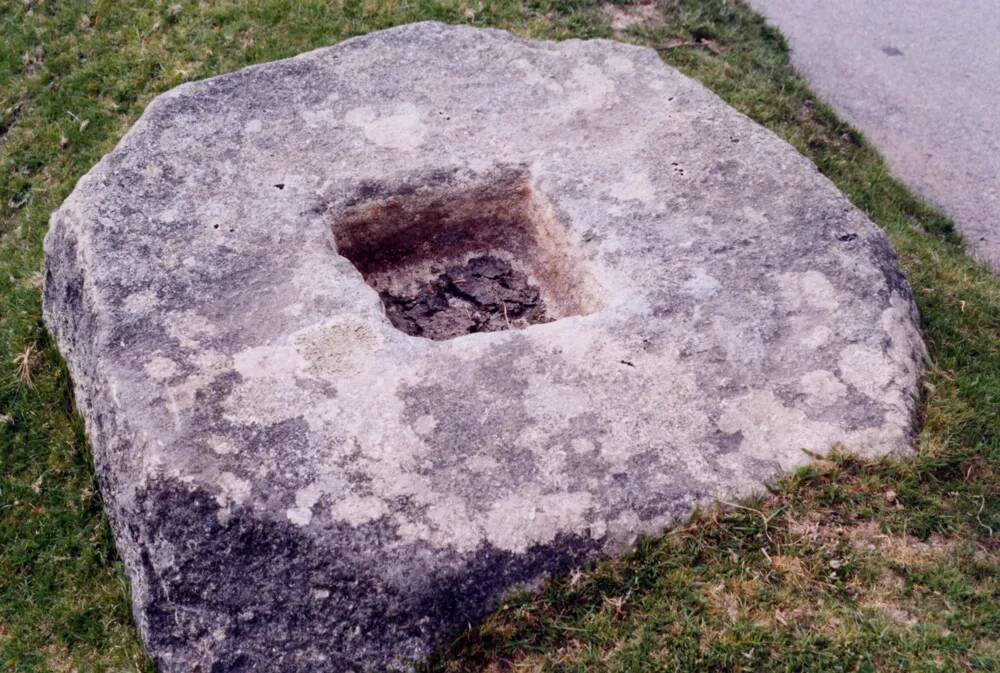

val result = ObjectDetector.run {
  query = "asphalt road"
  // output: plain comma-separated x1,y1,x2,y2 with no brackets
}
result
747,0,1000,273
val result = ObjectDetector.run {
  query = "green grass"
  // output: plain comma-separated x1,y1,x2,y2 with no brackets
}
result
0,1,996,672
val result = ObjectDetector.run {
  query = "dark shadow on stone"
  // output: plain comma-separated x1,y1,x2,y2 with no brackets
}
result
134,478,602,672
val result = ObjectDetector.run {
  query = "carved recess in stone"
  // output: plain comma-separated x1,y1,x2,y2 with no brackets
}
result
42,21,926,673
330,167,604,340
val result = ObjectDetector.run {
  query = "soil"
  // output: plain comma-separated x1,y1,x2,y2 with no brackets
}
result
379,255,551,340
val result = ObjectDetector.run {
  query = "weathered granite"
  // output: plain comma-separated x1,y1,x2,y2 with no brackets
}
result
43,21,926,673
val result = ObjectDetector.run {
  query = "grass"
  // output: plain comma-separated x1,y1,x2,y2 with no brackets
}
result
0,1,996,671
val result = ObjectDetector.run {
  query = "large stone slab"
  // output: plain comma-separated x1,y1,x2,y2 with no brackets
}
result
43,21,925,673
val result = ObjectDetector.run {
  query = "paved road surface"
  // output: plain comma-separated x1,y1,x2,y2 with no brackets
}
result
747,0,1000,272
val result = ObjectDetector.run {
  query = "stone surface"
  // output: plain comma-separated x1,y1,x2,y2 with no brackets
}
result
747,0,1000,273
43,21,926,673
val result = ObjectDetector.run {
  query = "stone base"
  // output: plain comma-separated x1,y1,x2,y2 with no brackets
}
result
43,22,925,672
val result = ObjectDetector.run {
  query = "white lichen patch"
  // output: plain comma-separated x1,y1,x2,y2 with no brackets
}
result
511,57,562,92
424,497,480,551
144,355,179,381
801,324,834,349
605,53,635,74
465,454,500,472
223,321,385,428
214,471,252,523
233,342,298,381
163,349,229,414
566,63,616,112
286,483,325,527
124,289,160,314
684,268,722,299
718,389,841,471
881,293,928,375
779,270,841,312
209,436,240,456
344,102,428,150
164,309,219,350
299,93,342,127
483,490,594,554
610,170,656,204
223,376,309,427
838,344,895,400
412,414,437,436
330,495,390,527
522,379,591,430
799,369,848,407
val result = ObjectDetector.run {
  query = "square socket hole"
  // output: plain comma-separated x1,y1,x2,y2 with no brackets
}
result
330,167,604,341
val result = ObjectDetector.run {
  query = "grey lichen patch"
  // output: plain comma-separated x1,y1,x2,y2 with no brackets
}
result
42,22,925,673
